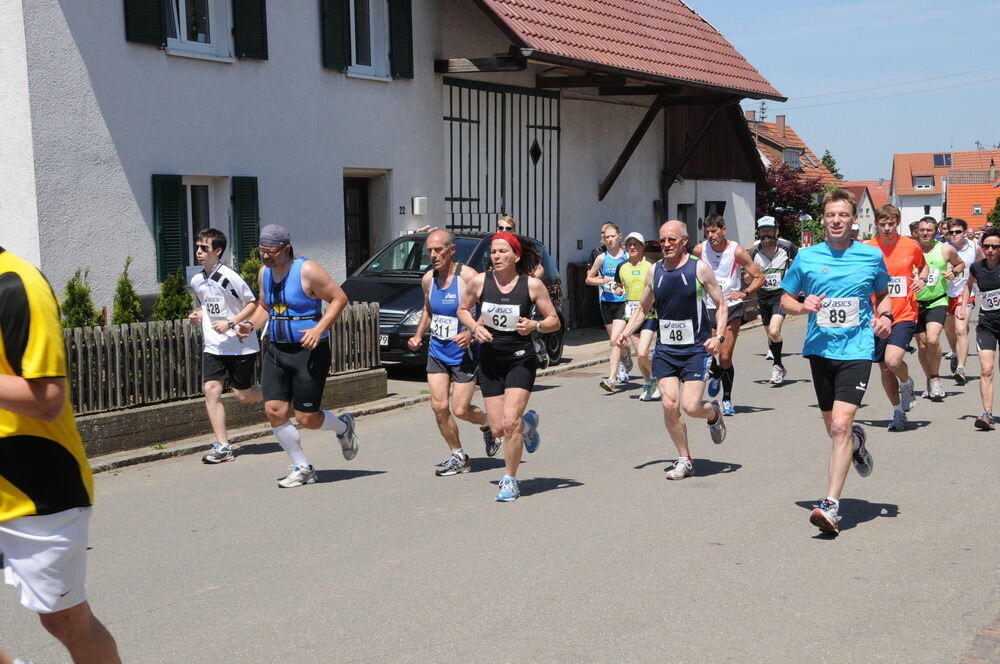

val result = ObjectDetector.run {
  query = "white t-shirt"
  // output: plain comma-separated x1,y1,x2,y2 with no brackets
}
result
190,263,259,355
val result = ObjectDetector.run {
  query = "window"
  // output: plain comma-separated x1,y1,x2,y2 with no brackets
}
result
347,0,387,76
974,205,983,216
124,0,268,60
321,0,413,78
914,176,933,190
924,205,931,215
704,201,726,218
782,148,801,170
165,0,230,58
933,153,952,167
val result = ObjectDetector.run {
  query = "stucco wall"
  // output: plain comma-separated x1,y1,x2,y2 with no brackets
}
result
899,194,943,233
666,179,757,246
0,2,41,264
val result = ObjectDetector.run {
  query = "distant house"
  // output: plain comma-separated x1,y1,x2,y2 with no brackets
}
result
891,149,1000,231
839,179,889,237
744,112,838,186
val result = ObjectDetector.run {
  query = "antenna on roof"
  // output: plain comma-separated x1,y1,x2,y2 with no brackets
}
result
758,101,768,123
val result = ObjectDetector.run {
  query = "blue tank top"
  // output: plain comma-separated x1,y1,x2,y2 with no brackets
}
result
428,265,468,365
652,257,711,356
599,251,627,302
263,258,326,344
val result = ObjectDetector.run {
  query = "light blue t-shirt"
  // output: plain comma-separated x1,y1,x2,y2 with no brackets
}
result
782,241,889,360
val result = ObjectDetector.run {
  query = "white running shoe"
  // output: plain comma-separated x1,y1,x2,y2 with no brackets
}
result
638,379,657,401
929,377,945,401
337,413,359,460
769,365,786,385
278,465,316,488
899,379,916,412
617,362,631,383
664,456,694,480
707,401,726,444
765,350,774,361
888,409,908,432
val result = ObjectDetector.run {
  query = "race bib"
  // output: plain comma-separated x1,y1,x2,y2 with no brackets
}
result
763,271,782,290
887,276,906,298
659,319,695,345
925,269,940,287
716,276,732,295
204,295,226,320
624,301,640,319
601,280,616,294
817,297,860,328
980,288,1000,312
431,314,458,340
481,302,518,332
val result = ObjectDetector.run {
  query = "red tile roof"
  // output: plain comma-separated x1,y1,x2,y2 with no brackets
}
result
841,179,890,209
891,153,947,196
475,0,784,100
947,183,1000,224
951,150,1000,171
751,120,838,185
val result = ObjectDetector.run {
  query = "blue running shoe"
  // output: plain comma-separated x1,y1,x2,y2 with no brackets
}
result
721,400,735,416
522,410,540,453
707,376,721,398
495,476,520,502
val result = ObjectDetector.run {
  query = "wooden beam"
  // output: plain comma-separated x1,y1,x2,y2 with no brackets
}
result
434,55,526,74
660,100,738,211
536,74,626,88
660,95,737,107
598,95,667,201
599,85,682,96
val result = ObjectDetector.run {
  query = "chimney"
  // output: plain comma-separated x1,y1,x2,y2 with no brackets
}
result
879,177,885,187
745,109,756,122
991,158,996,182
776,115,786,137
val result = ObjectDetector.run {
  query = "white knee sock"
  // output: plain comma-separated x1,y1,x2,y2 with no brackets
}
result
318,410,347,435
273,422,308,467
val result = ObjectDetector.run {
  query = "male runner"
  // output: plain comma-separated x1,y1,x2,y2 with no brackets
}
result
613,220,728,480
944,218,982,384
749,215,797,384
780,189,891,535
187,228,263,464
238,225,359,488
913,217,965,400
865,204,928,431
407,230,496,474
958,227,1000,430
0,247,121,662
692,214,764,415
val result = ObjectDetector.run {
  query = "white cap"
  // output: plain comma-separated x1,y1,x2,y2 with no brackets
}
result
756,215,776,228
624,232,645,244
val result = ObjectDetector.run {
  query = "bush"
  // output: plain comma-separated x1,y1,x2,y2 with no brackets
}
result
111,257,143,325
62,269,102,328
240,248,262,295
153,269,192,321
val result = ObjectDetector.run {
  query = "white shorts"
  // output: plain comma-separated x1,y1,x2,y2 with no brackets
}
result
1,507,91,613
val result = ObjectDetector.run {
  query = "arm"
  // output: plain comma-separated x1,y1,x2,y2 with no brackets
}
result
212,298,259,335
696,260,726,354
0,375,66,422
235,267,270,338
458,273,490,343
911,252,929,291
614,268,655,346
517,277,560,337
734,246,764,298
188,288,203,326
585,254,609,287
299,260,349,350
407,272,433,351
957,273,976,321
943,244,965,280
872,289,892,338
450,265,481,348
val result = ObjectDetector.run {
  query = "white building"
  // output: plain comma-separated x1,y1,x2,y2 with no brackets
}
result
2,0,783,309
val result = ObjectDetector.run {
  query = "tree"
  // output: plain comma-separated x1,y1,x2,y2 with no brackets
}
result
111,257,143,325
153,270,193,321
821,149,844,181
756,163,825,245
987,196,1000,228
240,248,262,295
62,268,102,328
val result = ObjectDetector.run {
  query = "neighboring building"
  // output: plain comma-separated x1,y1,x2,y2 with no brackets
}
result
838,183,876,238
891,149,1000,230
744,111,838,185
2,1,782,309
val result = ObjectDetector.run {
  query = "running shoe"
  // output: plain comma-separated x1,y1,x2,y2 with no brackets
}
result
769,365,786,385
435,453,471,476
599,378,617,393
954,366,968,386
495,476,520,502
202,442,234,464
522,410,540,453
899,378,917,412
337,413,359,460
851,424,873,478
482,426,501,457
617,362,631,383
929,377,945,401
809,499,841,534
975,412,995,431
664,456,694,480
765,350,774,361
948,352,958,375
622,351,633,373
638,379,657,402
708,401,726,444
888,409,908,432
707,376,721,398
650,384,661,400
721,400,736,416
278,464,316,488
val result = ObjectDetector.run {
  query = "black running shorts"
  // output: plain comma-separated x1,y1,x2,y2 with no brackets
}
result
478,345,537,398
874,321,916,363
600,301,627,325
976,321,1000,352
202,352,257,390
707,303,745,328
807,356,872,411
757,293,785,326
915,303,947,334
426,353,478,384
261,342,331,412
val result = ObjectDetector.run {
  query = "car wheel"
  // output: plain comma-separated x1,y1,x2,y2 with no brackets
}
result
543,329,564,365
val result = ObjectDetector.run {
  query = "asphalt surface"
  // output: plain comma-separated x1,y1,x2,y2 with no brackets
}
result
2,318,998,663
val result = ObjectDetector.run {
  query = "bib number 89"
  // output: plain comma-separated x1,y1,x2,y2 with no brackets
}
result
828,308,848,324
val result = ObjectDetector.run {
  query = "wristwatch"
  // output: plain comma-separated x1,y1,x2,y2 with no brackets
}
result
716,334,726,343
227,319,236,329
880,312,894,322
536,320,543,333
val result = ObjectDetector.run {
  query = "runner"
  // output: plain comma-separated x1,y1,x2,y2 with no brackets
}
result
187,228,263,464
749,215,797,385
237,224,359,488
615,232,659,401
958,227,1000,430
944,218,982,385
613,220,728,480
406,230,496,474
0,247,121,662
865,204,928,431
458,232,560,502
585,223,631,392
913,217,965,400
780,189,891,535
692,214,764,415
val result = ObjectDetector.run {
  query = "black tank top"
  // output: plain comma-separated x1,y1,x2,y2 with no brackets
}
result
479,272,533,354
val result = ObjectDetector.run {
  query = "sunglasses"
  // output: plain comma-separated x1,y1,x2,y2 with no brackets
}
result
497,225,514,231
948,230,964,235
983,244,1000,250
659,237,684,244
257,245,287,256
195,243,212,252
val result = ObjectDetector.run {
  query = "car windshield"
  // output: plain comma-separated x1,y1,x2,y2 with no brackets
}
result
357,236,482,275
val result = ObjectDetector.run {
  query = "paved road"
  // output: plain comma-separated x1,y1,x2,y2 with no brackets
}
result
3,318,998,663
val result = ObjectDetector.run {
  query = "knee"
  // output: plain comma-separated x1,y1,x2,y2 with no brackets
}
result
39,605,89,646
430,399,450,419
264,403,288,425
982,365,995,381
296,412,323,429
828,418,852,442
451,401,471,420
680,398,702,417
203,381,222,399
502,415,523,438
232,388,255,404
661,399,681,419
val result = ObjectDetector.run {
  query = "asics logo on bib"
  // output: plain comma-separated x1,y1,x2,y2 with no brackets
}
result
514,350,526,357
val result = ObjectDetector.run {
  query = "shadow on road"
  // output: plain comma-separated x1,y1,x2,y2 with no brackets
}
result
470,458,506,473
794,498,899,534
732,404,774,415
633,459,742,476
490,476,583,496
750,378,811,387
314,469,387,484
855,418,930,431
236,441,282,456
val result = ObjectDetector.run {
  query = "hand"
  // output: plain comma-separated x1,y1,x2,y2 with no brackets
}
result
452,329,473,349
515,317,535,336
612,333,628,348
909,278,925,292
474,324,493,344
703,337,721,354
235,322,253,339
872,314,892,338
211,320,231,334
406,334,423,351
956,306,967,321
802,293,826,313
187,310,202,326
945,268,956,280
613,283,624,296
298,326,325,350
729,290,747,301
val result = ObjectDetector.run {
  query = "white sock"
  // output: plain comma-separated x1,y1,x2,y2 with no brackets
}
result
825,497,839,509
273,422,308,467
318,410,348,435
893,402,904,414
454,448,465,458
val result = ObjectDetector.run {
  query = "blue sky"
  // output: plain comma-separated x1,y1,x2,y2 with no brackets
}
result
683,0,1000,180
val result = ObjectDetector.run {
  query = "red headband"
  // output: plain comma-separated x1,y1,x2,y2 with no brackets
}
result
492,232,522,257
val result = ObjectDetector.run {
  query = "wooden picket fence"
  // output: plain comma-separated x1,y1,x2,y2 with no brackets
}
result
64,302,380,415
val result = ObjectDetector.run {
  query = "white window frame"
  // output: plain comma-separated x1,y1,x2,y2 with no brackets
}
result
165,0,234,61
973,205,983,216
347,0,391,80
182,176,231,266
782,148,801,170
913,176,933,190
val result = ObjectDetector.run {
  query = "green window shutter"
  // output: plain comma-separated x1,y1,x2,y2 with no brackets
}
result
388,0,413,79
231,177,260,266
152,174,187,282
232,0,269,60
123,0,166,46
320,0,351,70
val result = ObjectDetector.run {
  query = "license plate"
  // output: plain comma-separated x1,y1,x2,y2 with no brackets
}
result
379,334,389,347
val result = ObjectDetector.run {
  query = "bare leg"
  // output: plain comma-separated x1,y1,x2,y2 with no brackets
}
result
606,320,627,380
658,377,688,457
450,380,488,427
232,386,263,403
980,350,995,414
39,601,121,664
427,372,461,452
497,388,532,478
634,329,655,382
203,380,228,444
819,401,860,500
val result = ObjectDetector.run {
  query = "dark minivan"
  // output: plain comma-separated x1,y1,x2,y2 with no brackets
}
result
342,232,565,366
